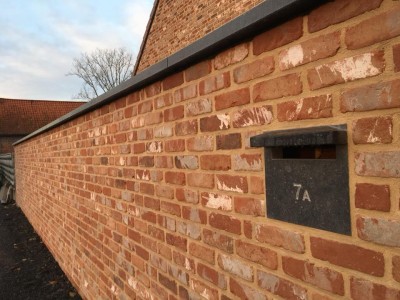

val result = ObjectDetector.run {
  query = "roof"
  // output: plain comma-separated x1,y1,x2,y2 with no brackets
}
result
0,98,86,136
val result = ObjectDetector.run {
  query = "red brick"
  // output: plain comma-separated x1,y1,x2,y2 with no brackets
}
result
162,72,184,91
185,98,212,116
209,212,241,235
310,237,384,276
216,133,241,150
308,51,385,90
203,229,234,253
154,156,173,168
142,211,157,223
215,87,250,111
232,105,273,128
199,72,230,95
258,270,307,300
230,277,267,300
173,251,195,274
137,128,153,140
182,206,207,224
175,155,198,170
393,256,400,283
279,31,340,70
154,125,173,138
145,82,161,97
187,173,214,189
352,116,392,144
185,60,211,82
165,171,186,186
236,240,277,270
201,192,232,211
282,256,344,295
189,279,218,300
154,93,173,109
393,44,400,72
166,233,187,251
357,216,400,247
232,154,262,172
189,242,215,264
218,254,253,281
165,139,185,152
148,225,164,241
255,224,305,253
159,273,177,294
161,200,181,217
127,91,141,104
186,135,214,152
214,43,249,70
250,176,264,195
253,73,302,102
308,0,383,33
138,156,154,167
200,154,231,171
176,188,199,204
138,99,153,115
200,114,230,132
146,141,162,154
355,151,400,178
277,94,332,122
168,264,189,285
175,120,198,136
350,277,400,300
253,17,303,55
216,174,248,193
197,263,227,289
164,105,184,122
233,56,274,84
173,84,197,103
346,6,400,50
234,196,263,216
144,111,163,126
341,79,400,112
355,183,390,212
144,196,160,211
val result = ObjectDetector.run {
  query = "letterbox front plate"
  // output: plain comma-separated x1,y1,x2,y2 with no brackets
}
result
251,125,351,235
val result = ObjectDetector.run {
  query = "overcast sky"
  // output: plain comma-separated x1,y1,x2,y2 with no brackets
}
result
0,0,153,101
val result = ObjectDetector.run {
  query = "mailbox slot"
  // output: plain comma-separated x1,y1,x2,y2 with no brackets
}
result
250,125,351,235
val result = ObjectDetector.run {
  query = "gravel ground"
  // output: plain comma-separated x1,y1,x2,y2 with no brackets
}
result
0,201,81,300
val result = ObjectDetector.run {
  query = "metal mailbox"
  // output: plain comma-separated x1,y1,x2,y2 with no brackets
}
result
250,124,351,235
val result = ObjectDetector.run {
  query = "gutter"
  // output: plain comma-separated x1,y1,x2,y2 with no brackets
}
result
14,0,324,146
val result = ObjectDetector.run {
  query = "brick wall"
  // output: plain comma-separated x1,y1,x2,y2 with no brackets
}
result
0,136,21,153
136,0,264,72
14,1,400,299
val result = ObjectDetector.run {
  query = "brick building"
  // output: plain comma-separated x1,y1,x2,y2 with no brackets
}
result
13,0,400,299
0,98,85,153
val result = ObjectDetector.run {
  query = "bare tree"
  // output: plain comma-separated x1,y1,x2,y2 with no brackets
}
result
67,48,134,100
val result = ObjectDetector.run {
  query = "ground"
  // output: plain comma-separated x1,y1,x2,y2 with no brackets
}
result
0,201,81,300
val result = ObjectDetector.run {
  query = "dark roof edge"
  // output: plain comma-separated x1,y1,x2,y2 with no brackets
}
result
14,0,324,146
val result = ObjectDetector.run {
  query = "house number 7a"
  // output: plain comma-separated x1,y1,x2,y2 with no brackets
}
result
293,183,311,202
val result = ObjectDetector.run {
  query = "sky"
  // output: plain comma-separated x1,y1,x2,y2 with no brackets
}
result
0,0,153,101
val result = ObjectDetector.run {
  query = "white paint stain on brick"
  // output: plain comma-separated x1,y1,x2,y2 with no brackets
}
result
216,178,244,193
217,114,230,129
203,193,232,210
147,141,162,153
280,45,304,69
219,254,253,281
185,258,192,271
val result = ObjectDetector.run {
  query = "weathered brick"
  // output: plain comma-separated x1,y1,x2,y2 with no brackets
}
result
279,31,340,70
175,120,198,136
282,256,344,295
163,72,184,91
394,44,400,72
186,135,214,152
253,17,303,55
154,125,173,138
165,171,186,186
200,114,230,132
165,139,185,152
230,277,267,300
154,156,173,168
308,0,383,33
216,174,247,194
185,60,211,82
253,73,302,102
174,155,198,170
203,229,234,253
161,200,181,217
200,155,231,171
145,82,161,97
277,94,332,122
182,206,207,224
166,233,187,251
350,277,400,300
201,192,232,211
393,256,400,283
355,151,400,177
346,6,400,50
199,72,230,95
159,273,177,294
308,51,385,90
214,43,249,70
164,105,184,122
357,216,400,247
218,254,253,281
197,263,227,289
137,128,153,140
185,98,212,116
176,188,199,204
216,133,241,150
232,106,273,128
154,93,173,109
144,112,163,126
215,87,250,111
189,242,215,264
187,173,214,189
232,154,262,171
173,85,197,104
310,237,384,276
144,196,160,211
234,196,263,216
255,224,305,253
341,79,400,112
355,183,390,212
146,141,162,153
258,270,307,300
209,212,241,235
138,156,154,167
233,56,274,84
138,100,153,115
189,279,218,300
352,116,392,144
236,240,277,270
250,176,264,195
